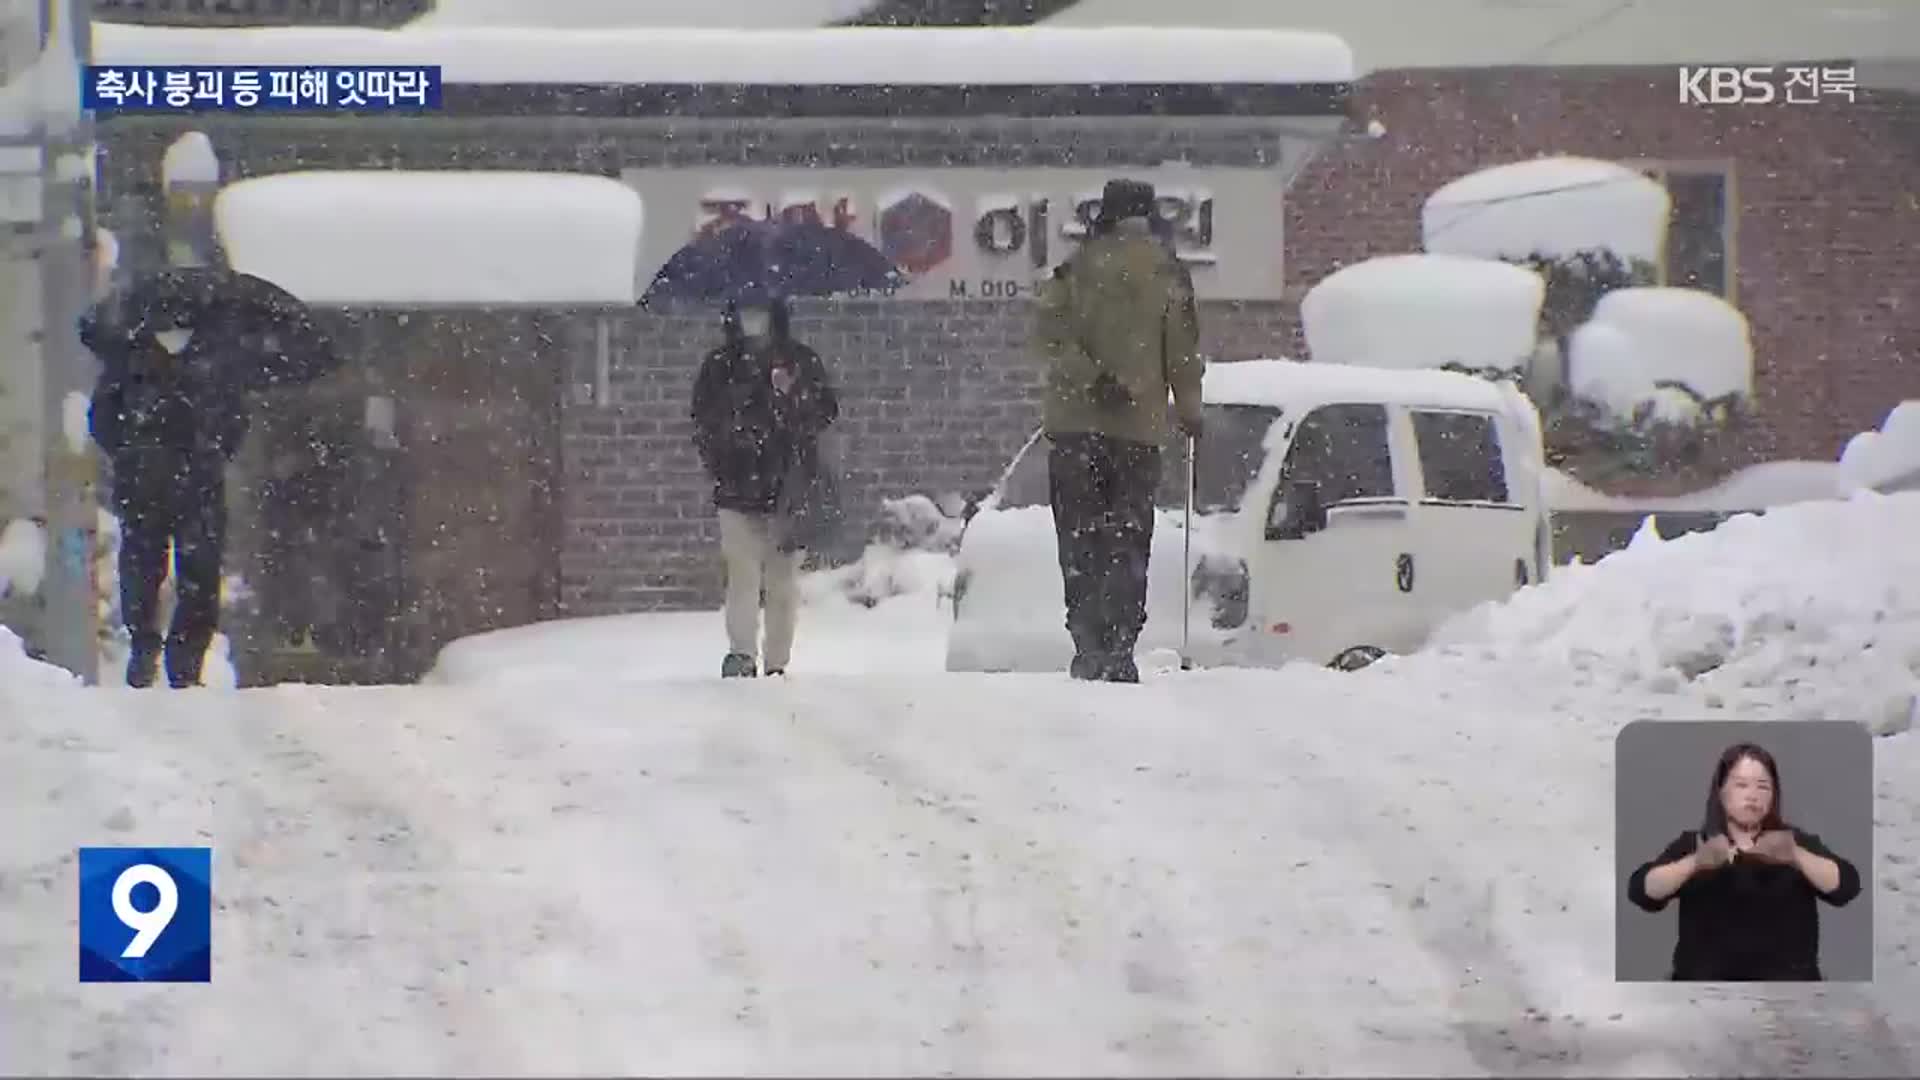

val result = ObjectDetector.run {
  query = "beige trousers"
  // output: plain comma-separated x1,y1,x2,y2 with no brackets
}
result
717,509,805,670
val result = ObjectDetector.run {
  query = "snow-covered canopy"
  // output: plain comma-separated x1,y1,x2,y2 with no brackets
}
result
1423,157,1670,265
213,171,646,306
1567,287,1753,428
1300,253,1544,373
1838,401,1920,493
93,24,1356,86
408,0,873,29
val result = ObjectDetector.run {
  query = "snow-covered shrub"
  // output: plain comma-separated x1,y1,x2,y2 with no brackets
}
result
803,494,962,609
1838,401,1920,493
0,517,46,600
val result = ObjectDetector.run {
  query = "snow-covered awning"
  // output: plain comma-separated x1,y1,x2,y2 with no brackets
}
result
93,24,1356,86
212,171,646,306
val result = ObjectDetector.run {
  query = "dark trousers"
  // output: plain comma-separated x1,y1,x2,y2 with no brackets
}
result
114,450,227,686
1048,432,1161,661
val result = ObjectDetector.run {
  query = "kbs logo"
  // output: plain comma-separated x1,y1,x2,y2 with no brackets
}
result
77,847,213,983
1679,65,1858,105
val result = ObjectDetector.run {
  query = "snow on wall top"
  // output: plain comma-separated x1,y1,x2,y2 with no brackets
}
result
1567,287,1752,427
161,131,219,188
1299,253,1544,373
92,23,1356,86
1203,357,1509,414
1423,157,1670,264
212,171,646,306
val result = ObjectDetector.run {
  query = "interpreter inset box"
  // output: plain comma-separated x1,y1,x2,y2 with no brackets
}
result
1615,719,1873,982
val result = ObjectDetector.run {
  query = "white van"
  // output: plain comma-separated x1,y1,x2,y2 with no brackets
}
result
944,359,1553,673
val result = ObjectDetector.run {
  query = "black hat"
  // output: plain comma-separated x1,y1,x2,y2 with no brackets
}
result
1094,179,1158,230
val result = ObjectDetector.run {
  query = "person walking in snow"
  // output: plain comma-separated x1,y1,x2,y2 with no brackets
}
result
691,298,839,678
83,296,249,689
1035,178,1204,683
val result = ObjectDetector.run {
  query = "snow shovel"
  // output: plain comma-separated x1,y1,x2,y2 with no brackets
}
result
1180,434,1196,671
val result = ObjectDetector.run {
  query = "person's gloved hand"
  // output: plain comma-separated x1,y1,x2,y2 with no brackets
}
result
1090,373,1134,410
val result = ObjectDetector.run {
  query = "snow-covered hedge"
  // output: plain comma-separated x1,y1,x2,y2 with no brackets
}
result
1567,287,1753,430
1300,253,1544,377
1423,156,1670,266
1839,401,1920,493
802,495,962,610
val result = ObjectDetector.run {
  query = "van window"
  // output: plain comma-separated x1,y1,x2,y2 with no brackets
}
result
1281,403,1396,504
1156,404,1283,513
1411,410,1510,504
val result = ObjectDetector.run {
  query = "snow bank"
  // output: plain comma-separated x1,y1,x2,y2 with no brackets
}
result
94,24,1356,86
1567,287,1753,427
1839,401,1920,493
408,0,874,29
1300,254,1544,374
1423,156,1670,264
0,625,77,689
1432,493,1920,735
0,519,46,600
213,171,646,305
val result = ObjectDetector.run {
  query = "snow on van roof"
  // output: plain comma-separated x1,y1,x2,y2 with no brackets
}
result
1301,253,1543,373
1424,157,1670,264
1204,358,1508,412
92,24,1357,86
213,171,645,305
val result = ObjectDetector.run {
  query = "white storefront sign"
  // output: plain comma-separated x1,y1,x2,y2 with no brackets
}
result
620,166,1287,301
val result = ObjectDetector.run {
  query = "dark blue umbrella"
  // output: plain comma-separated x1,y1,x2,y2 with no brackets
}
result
642,220,908,306
81,267,341,391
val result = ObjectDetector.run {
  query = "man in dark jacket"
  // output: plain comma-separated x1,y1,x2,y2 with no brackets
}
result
691,298,839,678
84,300,248,688
1035,178,1204,683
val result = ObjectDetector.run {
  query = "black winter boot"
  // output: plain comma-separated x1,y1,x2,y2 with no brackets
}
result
1101,654,1141,684
721,652,758,678
164,633,210,689
126,633,162,689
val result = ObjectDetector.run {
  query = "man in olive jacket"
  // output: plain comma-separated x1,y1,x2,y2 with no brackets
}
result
1035,178,1204,682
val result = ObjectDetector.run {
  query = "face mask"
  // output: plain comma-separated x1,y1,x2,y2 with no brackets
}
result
739,308,772,338
155,328,194,355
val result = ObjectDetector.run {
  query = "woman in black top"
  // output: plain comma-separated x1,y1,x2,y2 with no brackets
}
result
1627,742,1862,980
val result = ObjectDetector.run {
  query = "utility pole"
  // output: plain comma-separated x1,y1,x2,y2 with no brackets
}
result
23,0,99,682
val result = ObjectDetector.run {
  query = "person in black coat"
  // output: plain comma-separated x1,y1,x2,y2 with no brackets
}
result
690,299,838,678
1627,741,1862,980
83,298,249,689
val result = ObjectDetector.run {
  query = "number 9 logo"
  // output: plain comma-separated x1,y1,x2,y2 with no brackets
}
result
111,863,179,959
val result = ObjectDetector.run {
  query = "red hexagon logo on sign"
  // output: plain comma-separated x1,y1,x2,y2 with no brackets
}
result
877,191,953,276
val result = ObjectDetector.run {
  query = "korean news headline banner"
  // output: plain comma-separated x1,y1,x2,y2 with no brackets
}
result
82,66,443,113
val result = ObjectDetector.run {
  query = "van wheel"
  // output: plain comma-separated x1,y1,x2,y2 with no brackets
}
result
1329,645,1387,671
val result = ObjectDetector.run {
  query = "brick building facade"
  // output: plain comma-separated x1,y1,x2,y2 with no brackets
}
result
96,77,1349,672
1282,66,1920,491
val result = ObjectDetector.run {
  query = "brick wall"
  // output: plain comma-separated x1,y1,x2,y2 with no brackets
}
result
557,298,1291,616
1283,67,1920,491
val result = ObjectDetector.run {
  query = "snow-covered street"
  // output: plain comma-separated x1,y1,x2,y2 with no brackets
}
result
5,494,1919,1076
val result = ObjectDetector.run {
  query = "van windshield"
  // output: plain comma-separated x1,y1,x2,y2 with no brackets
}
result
991,404,1283,514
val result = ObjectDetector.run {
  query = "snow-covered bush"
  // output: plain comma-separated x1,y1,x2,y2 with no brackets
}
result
1838,401,1920,493
803,494,962,609
0,518,46,601
1300,253,1544,378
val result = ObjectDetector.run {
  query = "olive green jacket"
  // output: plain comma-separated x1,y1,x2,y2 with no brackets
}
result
1035,221,1204,446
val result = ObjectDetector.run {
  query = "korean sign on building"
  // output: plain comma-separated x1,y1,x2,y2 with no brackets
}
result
619,166,1288,301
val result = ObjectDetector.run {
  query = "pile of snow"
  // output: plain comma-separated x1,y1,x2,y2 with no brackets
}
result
1430,492,1920,736
1423,156,1670,265
407,0,875,30
213,171,646,306
0,625,77,689
94,24,1356,86
0,518,46,600
1300,253,1544,374
803,495,964,610
1567,287,1753,428
1839,401,1920,493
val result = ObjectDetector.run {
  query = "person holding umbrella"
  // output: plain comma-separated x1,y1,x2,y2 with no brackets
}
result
82,267,338,688
1035,178,1204,683
690,299,839,678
